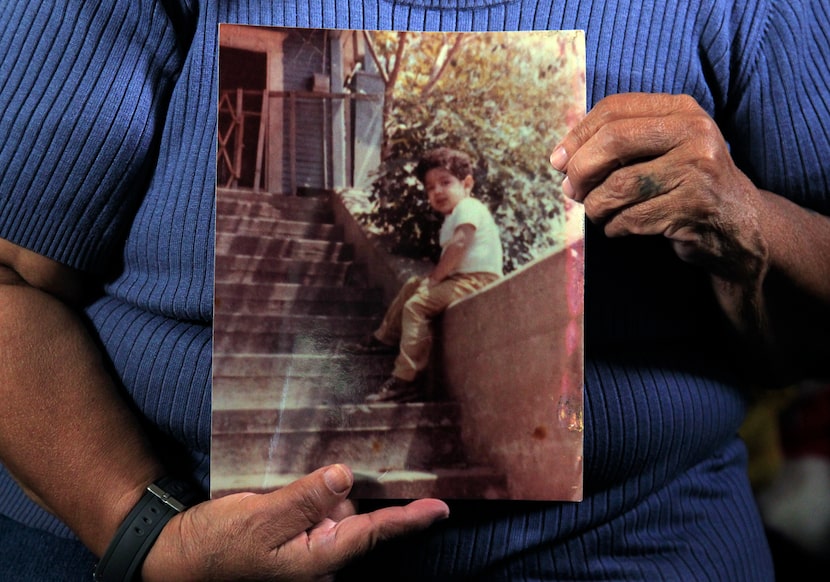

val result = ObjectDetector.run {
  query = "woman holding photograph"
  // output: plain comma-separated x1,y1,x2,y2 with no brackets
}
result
1,0,827,580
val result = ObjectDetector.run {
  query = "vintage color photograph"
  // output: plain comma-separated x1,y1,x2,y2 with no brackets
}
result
212,25,585,501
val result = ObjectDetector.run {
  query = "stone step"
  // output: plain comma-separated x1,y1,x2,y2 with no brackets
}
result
218,187,332,207
216,214,343,240
213,331,374,355
214,283,383,316
213,402,460,432
214,329,368,355
211,403,467,475
214,353,393,377
210,189,508,500
212,368,390,409
217,199,334,223
218,186,328,201
215,256,353,286
215,312,377,336
211,467,509,500
216,233,353,262
213,353,395,408
217,191,334,223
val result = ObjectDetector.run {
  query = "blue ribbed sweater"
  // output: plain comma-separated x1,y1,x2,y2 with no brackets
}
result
1,1,828,580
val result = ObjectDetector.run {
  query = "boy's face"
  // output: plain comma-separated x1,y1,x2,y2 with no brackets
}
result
423,167,474,215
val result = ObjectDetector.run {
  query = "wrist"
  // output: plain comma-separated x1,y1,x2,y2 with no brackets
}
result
94,476,202,582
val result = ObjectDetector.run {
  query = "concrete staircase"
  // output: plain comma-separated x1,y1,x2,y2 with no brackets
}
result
212,188,508,499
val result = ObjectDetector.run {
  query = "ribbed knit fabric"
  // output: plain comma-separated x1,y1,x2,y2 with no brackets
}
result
1,0,828,579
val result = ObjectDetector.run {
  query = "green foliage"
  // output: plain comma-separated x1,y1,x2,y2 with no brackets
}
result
360,31,584,273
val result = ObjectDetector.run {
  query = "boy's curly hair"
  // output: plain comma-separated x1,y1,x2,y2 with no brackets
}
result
414,147,474,183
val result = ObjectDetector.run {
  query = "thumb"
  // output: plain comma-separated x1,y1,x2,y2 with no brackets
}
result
248,464,354,541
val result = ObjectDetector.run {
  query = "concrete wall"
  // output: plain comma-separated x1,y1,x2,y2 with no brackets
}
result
440,242,585,501
331,190,431,304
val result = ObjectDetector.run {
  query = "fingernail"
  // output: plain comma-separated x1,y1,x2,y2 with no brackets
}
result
550,146,568,171
562,176,575,199
324,464,353,494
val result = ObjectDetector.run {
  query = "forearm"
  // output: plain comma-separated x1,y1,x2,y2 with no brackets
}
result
0,269,451,581
430,244,466,283
717,187,830,385
430,224,475,283
758,190,830,303
0,278,164,555
754,190,830,379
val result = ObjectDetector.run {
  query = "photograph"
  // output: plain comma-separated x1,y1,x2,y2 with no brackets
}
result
4,2,829,579
212,25,586,501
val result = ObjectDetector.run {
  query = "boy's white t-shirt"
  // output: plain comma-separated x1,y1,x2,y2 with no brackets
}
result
439,197,503,276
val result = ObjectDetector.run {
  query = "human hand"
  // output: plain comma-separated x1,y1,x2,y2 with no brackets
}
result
549,93,768,280
550,93,770,334
421,274,439,289
141,464,449,581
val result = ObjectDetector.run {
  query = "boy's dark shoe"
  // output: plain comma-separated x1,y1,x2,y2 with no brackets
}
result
342,334,398,355
364,376,420,403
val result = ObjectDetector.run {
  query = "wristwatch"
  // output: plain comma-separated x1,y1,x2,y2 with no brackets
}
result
93,477,199,582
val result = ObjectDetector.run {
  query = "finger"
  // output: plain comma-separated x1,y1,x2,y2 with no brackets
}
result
601,189,694,239
604,184,766,281
346,498,450,543
560,110,710,203
582,156,683,224
590,153,713,240
328,499,357,522
550,93,701,171
603,195,732,277
600,179,727,271
303,498,450,573
567,117,677,202
244,464,355,544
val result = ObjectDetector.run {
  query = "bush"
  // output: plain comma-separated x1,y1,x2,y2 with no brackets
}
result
359,31,583,273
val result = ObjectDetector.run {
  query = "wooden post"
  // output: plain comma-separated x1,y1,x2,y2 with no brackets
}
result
233,88,244,188
289,92,297,195
253,89,268,193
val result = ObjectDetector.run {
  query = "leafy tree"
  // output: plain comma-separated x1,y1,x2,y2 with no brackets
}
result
357,31,585,273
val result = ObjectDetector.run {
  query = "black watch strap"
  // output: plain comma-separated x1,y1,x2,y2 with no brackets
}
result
93,477,198,582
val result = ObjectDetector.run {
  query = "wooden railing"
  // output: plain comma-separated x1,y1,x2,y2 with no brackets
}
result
217,89,382,194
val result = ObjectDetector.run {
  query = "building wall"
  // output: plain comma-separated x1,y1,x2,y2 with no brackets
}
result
219,25,286,193
281,30,330,193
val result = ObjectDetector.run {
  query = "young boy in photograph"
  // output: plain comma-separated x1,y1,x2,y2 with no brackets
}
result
350,147,504,403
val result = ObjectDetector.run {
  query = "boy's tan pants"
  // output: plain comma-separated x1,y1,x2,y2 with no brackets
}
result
374,272,500,381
